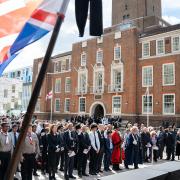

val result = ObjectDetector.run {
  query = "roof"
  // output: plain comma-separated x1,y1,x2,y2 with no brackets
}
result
140,24,180,38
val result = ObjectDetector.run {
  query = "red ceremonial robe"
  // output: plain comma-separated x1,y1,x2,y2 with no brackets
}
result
111,130,122,164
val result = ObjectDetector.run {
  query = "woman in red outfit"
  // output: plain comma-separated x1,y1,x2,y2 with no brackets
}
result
111,122,122,170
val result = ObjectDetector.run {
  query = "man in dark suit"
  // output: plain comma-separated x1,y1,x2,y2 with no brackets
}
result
63,123,77,180
104,130,113,171
97,124,105,173
77,125,91,177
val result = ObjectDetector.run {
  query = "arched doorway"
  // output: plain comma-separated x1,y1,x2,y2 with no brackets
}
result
90,102,106,118
94,104,104,118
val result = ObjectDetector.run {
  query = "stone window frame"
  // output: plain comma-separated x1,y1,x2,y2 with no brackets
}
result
142,94,153,114
162,63,175,86
142,66,153,87
112,95,122,114
163,94,175,115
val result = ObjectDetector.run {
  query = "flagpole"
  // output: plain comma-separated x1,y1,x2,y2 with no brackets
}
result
50,78,53,122
147,86,149,127
5,1,70,179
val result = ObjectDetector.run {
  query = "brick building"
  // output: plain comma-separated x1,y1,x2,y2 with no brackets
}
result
32,0,180,126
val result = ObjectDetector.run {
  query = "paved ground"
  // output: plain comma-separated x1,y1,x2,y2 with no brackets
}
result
15,158,180,180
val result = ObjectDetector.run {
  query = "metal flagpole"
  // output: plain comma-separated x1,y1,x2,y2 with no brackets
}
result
50,78,53,122
5,1,70,179
146,86,149,127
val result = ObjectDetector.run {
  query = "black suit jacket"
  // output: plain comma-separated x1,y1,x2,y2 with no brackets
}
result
78,132,91,153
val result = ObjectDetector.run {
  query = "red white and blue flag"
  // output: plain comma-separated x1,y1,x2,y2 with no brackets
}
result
0,0,64,76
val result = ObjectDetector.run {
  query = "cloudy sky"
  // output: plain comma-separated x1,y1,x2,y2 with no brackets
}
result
2,0,180,72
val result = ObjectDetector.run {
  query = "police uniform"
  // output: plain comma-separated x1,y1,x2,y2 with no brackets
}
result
21,132,38,180
0,130,13,180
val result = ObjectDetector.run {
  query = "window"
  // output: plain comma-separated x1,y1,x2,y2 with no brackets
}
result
81,53,86,66
65,77,71,92
142,66,153,87
112,96,121,114
125,4,128,10
96,50,103,63
54,62,60,72
156,39,164,55
78,72,87,93
112,69,122,90
79,97,86,113
163,63,175,86
172,36,180,52
4,89,8,98
114,46,121,60
163,94,175,114
55,79,61,93
94,71,103,92
142,42,150,57
12,85,15,93
142,95,153,114
65,98,70,112
61,60,66,71
55,99,60,112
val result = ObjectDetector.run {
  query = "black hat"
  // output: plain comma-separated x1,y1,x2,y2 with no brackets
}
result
75,124,81,130
114,122,121,129
90,123,98,130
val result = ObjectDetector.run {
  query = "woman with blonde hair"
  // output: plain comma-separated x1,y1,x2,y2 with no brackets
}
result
150,131,159,162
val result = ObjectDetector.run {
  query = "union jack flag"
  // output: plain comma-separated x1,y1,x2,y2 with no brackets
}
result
0,0,64,76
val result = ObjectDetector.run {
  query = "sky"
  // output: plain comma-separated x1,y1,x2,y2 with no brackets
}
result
1,0,180,72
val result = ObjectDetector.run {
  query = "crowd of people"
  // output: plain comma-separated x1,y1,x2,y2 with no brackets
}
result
0,115,180,180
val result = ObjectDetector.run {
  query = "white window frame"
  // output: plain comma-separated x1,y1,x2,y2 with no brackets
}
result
81,52,87,66
114,45,121,60
163,94,175,115
55,78,61,93
65,77,71,93
111,62,123,91
93,66,104,93
78,69,88,93
142,42,150,57
142,95,153,114
79,97,86,113
156,39,165,55
162,63,175,86
172,36,180,52
142,66,153,87
64,98,70,112
54,98,60,112
54,61,60,73
112,95,122,114
96,49,103,64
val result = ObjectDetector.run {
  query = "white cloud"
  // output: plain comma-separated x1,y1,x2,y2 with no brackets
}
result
163,15,180,25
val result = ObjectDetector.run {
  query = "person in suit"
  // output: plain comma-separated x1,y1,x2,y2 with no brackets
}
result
124,126,141,169
77,125,91,177
63,123,77,180
157,126,166,159
165,126,176,161
9,124,19,149
56,124,65,172
176,130,180,160
104,130,113,171
97,124,105,173
89,123,100,175
47,124,60,180
40,127,49,175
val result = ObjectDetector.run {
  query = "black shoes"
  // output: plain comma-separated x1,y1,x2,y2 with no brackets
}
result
82,173,89,176
69,175,76,179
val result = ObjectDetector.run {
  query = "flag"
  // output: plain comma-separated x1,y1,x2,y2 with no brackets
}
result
0,0,64,76
46,90,53,100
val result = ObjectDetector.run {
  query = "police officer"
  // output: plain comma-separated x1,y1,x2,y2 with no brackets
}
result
0,122,13,180
21,124,39,180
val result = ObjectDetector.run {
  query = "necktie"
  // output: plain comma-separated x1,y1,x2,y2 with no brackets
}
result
94,132,98,149
14,132,17,146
